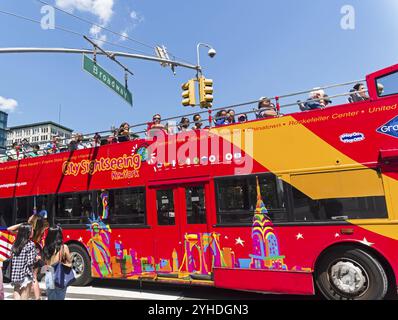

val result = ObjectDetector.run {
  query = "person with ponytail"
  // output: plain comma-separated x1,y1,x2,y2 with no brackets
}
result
10,223,37,300
8,210,49,300
42,226,72,300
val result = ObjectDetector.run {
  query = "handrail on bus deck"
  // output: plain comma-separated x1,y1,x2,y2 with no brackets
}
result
1,78,368,162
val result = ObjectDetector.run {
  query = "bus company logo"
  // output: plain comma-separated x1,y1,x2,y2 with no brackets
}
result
339,132,365,143
377,115,398,138
62,154,142,179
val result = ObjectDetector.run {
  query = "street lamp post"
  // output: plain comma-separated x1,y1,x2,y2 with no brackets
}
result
196,43,216,77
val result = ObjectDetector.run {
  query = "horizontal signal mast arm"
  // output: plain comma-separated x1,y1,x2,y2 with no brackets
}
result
0,47,200,71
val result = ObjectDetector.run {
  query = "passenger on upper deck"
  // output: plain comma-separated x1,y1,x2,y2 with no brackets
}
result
237,113,248,123
192,114,203,130
28,144,40,157
214,110,229,126
46,135,60,154
256,97,277,118
118,123,130,143
178,117,191,132
68,133,84,151
349,83,369,103
299,89,329,111
107,129,118,144
93,132,102,147
7,142,23,161
377,83,384,96
227,109,236,124
147,114,167,137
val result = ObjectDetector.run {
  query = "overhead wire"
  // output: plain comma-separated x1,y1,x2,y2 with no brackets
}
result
0,8,161,57
35,0,195,65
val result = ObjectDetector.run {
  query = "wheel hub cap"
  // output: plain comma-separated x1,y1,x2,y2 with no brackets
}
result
330,261,368,295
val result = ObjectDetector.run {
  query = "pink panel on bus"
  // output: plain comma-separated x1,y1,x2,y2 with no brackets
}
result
213,268,315,295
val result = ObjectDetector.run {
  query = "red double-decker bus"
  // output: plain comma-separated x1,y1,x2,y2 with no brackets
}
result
1,63,398,300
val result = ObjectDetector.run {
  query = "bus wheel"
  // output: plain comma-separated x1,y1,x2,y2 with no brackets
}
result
68,243,92,287
315,246,388,300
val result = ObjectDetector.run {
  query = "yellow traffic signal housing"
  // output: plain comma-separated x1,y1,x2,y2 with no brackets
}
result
199,77,213,108
181,79,196,106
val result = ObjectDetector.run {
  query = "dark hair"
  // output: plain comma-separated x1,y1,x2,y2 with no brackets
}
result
353,83,363,91
12,223,32,256
32,215,49,243
193,114,201,121
180,117,189,125
43,226,63,261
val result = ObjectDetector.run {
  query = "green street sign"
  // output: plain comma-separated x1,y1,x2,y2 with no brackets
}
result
83,54,133,106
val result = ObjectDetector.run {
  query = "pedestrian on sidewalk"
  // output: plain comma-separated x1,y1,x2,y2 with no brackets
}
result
10,223,37,300
7,211,49,300
42,226,73,300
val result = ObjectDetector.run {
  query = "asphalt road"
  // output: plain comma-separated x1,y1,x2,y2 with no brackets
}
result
3,278,319,300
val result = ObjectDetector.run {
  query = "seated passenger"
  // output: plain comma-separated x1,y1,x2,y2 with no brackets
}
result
68,133,84,151
178,117,191,132
28,144,41,157
7,142,23,161
192,114,203,130
93,132,102,147
118,123,130,142
237,113,248,123
147,114,167,137
46,135,60,154
349,83,369,103
256,97,277,118
299,89,328,111
377,83,384,96
227,109,236,123
107,129,118,144
214,110,229,126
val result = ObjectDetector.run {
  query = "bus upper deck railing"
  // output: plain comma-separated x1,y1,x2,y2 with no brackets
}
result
1,78,370,162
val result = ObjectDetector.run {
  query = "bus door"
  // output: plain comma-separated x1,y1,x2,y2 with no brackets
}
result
150,179,212,280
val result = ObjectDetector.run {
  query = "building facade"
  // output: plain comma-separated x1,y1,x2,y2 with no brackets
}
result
0,111,8,153
6,121,73,149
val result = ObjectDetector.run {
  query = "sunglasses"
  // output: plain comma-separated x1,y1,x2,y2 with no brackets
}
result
153,118,161,121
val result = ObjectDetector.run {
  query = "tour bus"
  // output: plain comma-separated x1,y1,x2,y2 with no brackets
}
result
1,63,398,300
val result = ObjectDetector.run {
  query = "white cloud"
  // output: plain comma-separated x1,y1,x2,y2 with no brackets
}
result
119,30,129,41
55,0,115,25
130,10,144,23
0,96,18,113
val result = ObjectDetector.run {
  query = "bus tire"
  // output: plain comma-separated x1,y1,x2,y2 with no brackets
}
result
68,243,92,287
315,246,388,300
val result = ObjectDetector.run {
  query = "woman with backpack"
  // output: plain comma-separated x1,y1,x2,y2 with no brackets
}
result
10,223,37,300
42,226,73,300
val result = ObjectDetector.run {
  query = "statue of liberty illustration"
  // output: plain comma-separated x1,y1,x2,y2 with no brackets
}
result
86,214,113,277
250,176,287,270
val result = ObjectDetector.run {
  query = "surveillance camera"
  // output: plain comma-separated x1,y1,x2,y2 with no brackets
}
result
208,48,216,58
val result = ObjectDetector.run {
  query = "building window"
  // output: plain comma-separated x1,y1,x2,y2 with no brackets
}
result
215,174,287,225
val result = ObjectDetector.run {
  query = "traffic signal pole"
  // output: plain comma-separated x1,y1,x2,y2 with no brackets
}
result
0,47,200,72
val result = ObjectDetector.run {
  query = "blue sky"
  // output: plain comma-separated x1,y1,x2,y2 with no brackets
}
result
0,0,397,134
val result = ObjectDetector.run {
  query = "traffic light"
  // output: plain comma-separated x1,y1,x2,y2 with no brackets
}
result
181,79,196,106
199,76,213,108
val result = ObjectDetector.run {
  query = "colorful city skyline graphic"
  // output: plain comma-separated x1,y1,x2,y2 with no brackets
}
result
83,177,306,281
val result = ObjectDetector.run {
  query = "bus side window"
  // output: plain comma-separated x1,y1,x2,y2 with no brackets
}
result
291,169,388,221
0,198,13,227
156,189,175,226
215,174,288,225
16,197,33,224
376,71,398,97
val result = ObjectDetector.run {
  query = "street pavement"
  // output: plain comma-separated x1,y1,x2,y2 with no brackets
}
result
3,278,317,300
